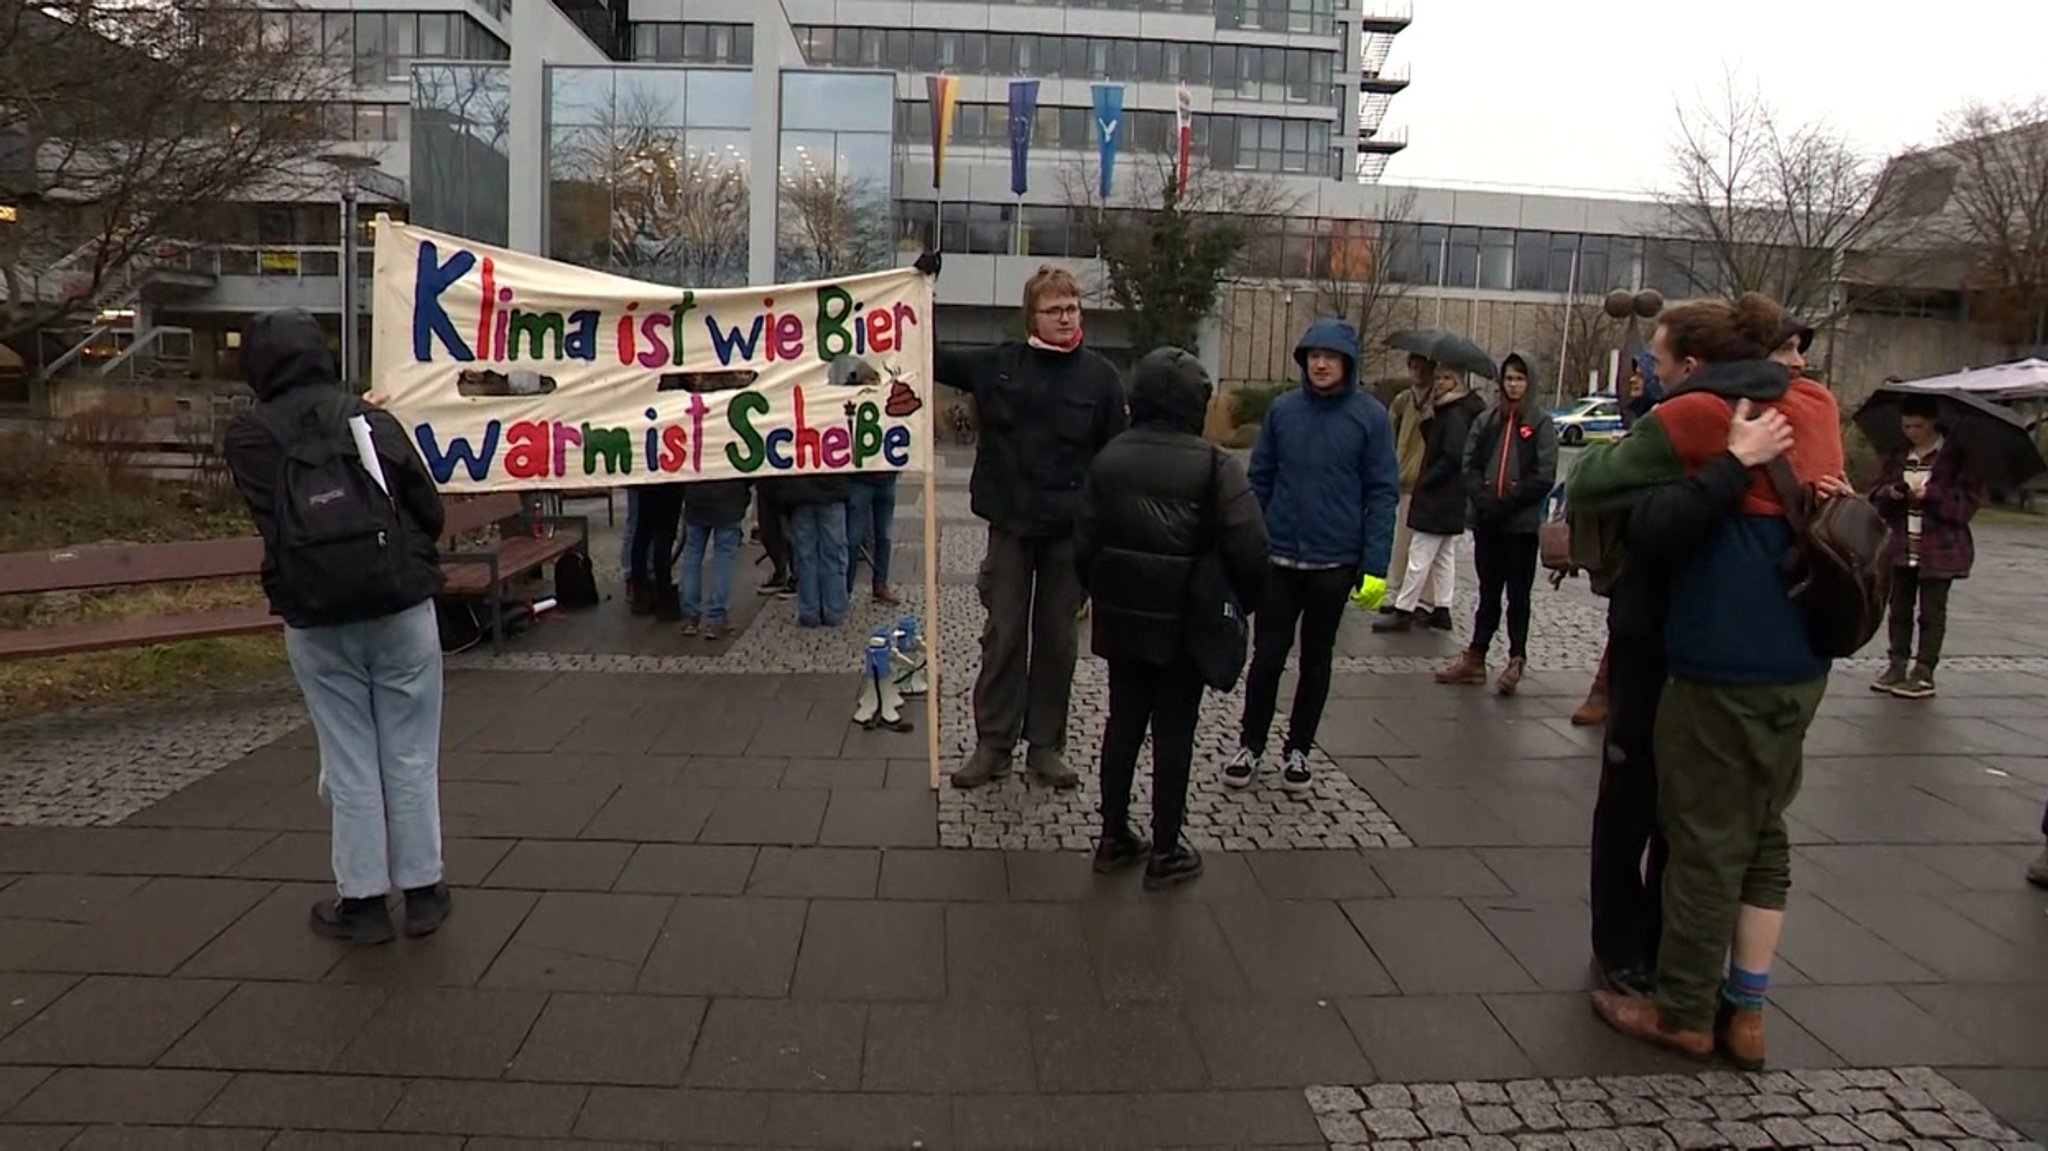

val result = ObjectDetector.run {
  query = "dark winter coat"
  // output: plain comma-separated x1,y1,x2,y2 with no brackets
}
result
683,479,751,528
1075,349,1269,667
1406,381,1486,537
934,340,1127,538
1870,442,1982,580
1245,318,1401,578
223,309,445,629
1464,353,1560,535
777,474,850,507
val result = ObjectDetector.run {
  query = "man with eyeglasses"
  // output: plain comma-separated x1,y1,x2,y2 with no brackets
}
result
914,253,1128,790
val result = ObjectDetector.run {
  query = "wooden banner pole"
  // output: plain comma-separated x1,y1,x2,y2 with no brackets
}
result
922,454,943,790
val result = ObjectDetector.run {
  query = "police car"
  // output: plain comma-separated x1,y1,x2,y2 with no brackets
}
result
1549,394,1625,446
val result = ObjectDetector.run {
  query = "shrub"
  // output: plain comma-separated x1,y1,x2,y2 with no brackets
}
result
1219,424,1261,450
1228,382,1289,429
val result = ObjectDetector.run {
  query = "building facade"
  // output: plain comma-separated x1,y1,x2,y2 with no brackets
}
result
34,0,1999,408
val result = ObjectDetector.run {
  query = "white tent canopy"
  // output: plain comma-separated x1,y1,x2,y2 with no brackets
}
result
1888,358,2048,401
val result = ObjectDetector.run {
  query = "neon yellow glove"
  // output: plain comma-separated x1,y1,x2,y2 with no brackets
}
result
1350,573,1387,611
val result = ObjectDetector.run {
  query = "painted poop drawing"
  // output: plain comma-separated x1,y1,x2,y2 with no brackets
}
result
883,361,922,418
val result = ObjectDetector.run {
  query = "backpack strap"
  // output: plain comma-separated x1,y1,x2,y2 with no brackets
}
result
1764,455,1813,533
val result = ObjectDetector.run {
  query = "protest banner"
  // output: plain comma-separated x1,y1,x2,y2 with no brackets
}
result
369,217,936,493
369,217,946,785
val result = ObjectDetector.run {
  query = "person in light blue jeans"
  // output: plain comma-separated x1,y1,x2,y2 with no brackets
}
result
284,601,447,924
221,307,453,947
679,479,750,639
845,471,902,604
780,475,851,627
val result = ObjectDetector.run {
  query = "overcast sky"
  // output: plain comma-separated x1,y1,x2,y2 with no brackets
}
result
1378,0,2048,195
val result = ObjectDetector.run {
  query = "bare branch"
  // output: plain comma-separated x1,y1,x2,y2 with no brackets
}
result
1,0,347,347
1060,151,1304,353
1656,74,1903,325
1920,99,2048,349
1311,187,1417,357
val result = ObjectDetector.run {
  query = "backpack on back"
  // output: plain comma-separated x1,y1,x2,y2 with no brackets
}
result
260,394,413,621
1763,457,1893,659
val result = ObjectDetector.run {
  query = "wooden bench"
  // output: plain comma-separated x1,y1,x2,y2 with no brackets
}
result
0,493,587,662
435,491,589,655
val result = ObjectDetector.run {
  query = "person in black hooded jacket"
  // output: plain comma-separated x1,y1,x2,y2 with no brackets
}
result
222,308,452,947
1075,348,1268,890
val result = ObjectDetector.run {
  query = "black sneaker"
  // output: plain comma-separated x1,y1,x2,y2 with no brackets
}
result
1092,830,1151,874
757,574,792,597
1428,606,1454,631
1371,610,1414,633
1144,843,1204,891
1280,749,1312,793
1222,747,1258,789
1871,663,1907,693
311,896,395,946
403,883,453,938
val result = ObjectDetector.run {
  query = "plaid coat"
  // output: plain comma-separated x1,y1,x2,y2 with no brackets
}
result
1870,443,1983,580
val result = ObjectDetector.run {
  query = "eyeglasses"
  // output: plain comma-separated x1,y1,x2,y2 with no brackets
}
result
1035,305,1081,319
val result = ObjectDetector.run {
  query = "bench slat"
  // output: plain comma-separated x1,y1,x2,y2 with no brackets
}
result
442,492,527,537
0,607,279,660
442,531,583,595
0,537,265,597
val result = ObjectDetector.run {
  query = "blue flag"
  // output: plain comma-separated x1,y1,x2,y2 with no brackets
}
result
1007,80,1039,197
1091,83,1124,200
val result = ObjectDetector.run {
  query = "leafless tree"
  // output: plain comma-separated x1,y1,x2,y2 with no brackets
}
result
1312,187,1418,358
0,0,343,349
1656,75,1903,324
409,63,512,242
1061,152,1304,353
1536,290,1627,403
776,164,891,281
1918,99,2048,350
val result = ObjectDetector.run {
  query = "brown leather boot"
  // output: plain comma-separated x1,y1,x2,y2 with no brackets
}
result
1590,990,1712,1059
1434,649,1488,685
1495,657,1526,696
1715,1001,1766,1070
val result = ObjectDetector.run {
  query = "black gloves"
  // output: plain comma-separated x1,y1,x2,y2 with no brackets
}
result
913,250,942,277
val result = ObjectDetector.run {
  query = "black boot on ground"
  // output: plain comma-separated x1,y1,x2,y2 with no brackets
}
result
403,883,453,937
1371,609,1415,634
1428,606,1454,630
628,579,658,616
1144,843,1204,891
1093,829,1151,874
311,896,396,946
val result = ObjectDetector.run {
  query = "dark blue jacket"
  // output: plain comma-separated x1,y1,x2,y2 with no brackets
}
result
1246,318,1400,578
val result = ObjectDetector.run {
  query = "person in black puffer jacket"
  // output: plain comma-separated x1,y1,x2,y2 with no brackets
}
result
1075,348,1269,890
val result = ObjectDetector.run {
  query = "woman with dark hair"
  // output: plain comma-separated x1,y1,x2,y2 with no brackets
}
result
1869,392,1983,699
1567,291,1850,1070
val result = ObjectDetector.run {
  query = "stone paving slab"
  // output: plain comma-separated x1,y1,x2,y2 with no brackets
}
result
1307,1067,2047,1149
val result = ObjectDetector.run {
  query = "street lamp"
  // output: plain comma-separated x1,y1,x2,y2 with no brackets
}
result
319,152,383,390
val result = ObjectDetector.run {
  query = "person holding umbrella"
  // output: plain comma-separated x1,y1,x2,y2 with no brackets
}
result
1376,358,1486,633
1853,380,2045,699
1865,394,1984,699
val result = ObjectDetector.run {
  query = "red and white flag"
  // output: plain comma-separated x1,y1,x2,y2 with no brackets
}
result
1175,82,1193,200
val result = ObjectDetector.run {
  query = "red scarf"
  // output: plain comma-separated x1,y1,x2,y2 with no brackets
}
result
1028,327,1084,353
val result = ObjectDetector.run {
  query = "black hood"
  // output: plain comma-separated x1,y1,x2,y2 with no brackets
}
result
244,309,338,400
1666,359,1791,404
1128,347,1211,435
1498,351,1535,398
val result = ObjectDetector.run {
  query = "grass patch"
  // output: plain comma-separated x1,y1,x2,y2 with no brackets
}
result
1975,503,2044,527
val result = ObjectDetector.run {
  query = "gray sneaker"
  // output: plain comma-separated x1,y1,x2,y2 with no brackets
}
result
1026,746,1079,790
1871,662,1907,693
1893,666,1937,700
949,746,1012,789
2027,844,2048,890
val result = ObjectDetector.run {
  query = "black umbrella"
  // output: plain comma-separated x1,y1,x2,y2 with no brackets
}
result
1387,328,1497,380
1852,386,2047,492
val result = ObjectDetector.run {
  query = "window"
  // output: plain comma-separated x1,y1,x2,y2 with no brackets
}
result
1479,229,1514,290
1513,231,1551,291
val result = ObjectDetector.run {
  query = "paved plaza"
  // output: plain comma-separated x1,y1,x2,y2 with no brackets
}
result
2,446,2046,1147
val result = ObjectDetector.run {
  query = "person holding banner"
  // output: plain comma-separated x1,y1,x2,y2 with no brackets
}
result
781,473,853,628
914,253,1128,791
223,308,453,946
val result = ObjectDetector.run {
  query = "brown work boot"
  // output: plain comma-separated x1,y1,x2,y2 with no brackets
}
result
1496,656,1526,696
949,746,1012,789
1590,990,1712,1059
1434,649,1488,685
1715,1000,1767,1071
1026,746,1080,791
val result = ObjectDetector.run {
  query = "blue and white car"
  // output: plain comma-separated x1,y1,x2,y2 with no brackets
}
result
1550,394,1625,446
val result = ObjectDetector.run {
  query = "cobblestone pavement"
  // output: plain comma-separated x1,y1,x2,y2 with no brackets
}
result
0,686,307,827
1308,1068,2044,1150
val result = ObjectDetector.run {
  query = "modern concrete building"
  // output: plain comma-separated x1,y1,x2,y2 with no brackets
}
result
23,0,2000,409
